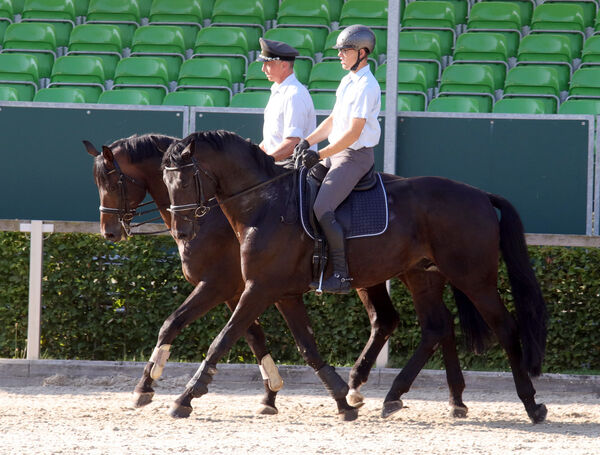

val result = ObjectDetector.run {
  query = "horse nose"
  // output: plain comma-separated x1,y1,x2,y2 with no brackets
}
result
102,228,123,242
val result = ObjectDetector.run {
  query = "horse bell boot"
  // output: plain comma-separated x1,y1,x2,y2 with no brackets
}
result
311,211,352,294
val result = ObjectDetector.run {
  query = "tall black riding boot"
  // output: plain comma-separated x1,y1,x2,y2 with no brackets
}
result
310,211,352,294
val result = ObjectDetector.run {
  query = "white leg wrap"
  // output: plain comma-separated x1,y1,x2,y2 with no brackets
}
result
259,354,283,392
149,344,171,380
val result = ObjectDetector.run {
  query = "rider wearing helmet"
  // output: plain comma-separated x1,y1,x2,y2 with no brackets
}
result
294,25,381,294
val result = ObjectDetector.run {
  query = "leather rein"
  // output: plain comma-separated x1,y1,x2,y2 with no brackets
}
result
99,159,169,236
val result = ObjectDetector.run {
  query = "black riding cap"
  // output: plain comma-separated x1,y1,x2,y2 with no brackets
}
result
257,38,299,62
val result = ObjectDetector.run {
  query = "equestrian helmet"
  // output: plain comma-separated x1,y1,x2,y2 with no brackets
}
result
333,25,376,54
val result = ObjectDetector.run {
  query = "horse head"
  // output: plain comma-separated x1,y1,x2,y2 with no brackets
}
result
84,139,149,241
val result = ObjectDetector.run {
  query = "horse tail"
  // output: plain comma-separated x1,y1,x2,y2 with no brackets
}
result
452,286,492,355
489,193,548,377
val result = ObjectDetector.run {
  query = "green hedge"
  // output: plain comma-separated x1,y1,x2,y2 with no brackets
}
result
1,232,599,372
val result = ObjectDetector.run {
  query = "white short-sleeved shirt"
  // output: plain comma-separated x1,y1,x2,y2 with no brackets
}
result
262,73,317,154
328,65,381,149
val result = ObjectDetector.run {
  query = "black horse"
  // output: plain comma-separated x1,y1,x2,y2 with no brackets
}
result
162,130,548,423
86,134,481,420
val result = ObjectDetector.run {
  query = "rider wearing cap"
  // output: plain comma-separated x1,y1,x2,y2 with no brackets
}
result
294,25,381,294
257,38,317,161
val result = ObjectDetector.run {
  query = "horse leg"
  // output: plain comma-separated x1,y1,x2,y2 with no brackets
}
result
464,288,547,423
169,286,276,419
223,298,282,415
439,319,468,418
275,297,359,421
382,271,456,418
347,284,400,407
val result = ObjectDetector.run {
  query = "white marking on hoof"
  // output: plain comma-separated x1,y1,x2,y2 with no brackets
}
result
259,354,283,392
348,389,365,408
149,344,171,380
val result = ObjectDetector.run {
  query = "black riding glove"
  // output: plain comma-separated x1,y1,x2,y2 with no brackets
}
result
300,149,320,169
294,138,310,156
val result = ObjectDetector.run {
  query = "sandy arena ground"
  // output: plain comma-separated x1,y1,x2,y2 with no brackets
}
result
1,372,599,455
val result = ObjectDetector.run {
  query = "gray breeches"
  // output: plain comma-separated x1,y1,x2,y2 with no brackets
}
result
313,147,375,221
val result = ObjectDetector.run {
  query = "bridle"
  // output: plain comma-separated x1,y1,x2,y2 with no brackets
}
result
164,157,219,222
99,158,169,236
164,156,293,220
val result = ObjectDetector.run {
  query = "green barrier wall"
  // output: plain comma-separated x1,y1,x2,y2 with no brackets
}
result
0,104,187,222
396,115,592,235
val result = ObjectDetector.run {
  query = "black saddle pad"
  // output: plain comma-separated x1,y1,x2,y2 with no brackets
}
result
299,167,389,240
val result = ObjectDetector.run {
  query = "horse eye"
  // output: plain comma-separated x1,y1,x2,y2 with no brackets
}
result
108,184,118,192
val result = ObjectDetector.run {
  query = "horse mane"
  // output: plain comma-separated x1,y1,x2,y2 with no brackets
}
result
163,130,283,178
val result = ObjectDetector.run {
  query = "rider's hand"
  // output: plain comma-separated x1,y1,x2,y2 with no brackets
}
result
293,138,310,157
300,149,320,169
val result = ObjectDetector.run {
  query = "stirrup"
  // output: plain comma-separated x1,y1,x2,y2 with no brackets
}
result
316,273,353,295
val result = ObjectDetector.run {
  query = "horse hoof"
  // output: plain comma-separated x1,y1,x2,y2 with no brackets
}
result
381,400,403,418
132,391,154,408
257,405,278,415
451,406,468,418
169,403,193,419
347,389,365,408
339,407,360,422
528,403,547,424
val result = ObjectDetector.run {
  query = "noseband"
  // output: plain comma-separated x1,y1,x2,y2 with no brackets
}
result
99,159,167,236
164,157,218,221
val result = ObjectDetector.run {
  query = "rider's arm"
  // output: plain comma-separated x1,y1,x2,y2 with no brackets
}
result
265,136,300,161
316,117,367,159
305,114,334,147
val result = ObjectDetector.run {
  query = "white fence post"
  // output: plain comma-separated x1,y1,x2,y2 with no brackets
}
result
20,220,54,360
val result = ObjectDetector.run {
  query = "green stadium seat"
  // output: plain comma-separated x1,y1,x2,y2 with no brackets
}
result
176,57,233,106
544,0,597,28
480,0,534,26
398,31,443,88
401,1,457,56
97,87,151,105
375,62,430,111
276,0,331,51
136,0,152,18
73,0,88,17
530,3,585,57
264,27,316,83
381,95,422,112
427,95,488,112
581,35,600,68
467,2,523,57
568,67,600,98
327,0,343,22
8,0,22,14
48,54,105,102
558,98,600,114
339,0,388,54
33,86,87,102
0,86,19,101
148,0,203,50
439,64,497,111
308,61,347,92
130,25,185,81
211,0,265,50
0,53,40,100
452,32,509,89
243,60,270,90
516,34,573,91
85,0,140,48
229,90,270,107
503,65,560,110
261,0,278,21
192,26,249,84
162,90,216,106
1,22,57,78
417,0,469,25
0,0,13,44
492,97,555,114
21,0,76,47
311,91,336,110
67,24,122,79
113,56,169,104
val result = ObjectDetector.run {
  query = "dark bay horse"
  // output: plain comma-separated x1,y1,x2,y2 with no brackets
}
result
86,133,483,421
162,130,549,423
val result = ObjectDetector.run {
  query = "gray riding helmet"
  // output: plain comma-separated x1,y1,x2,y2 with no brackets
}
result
333,24,376,54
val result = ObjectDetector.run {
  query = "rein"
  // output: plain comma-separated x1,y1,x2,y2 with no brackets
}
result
164,158,295,220
100,159,169,236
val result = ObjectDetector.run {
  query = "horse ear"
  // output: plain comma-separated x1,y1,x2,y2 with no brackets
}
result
181,140,195,160
83,140,100,157
149,134,167,153
102,145,115,166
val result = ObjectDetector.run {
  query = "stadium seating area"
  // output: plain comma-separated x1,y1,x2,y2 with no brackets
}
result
0,0,599,114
